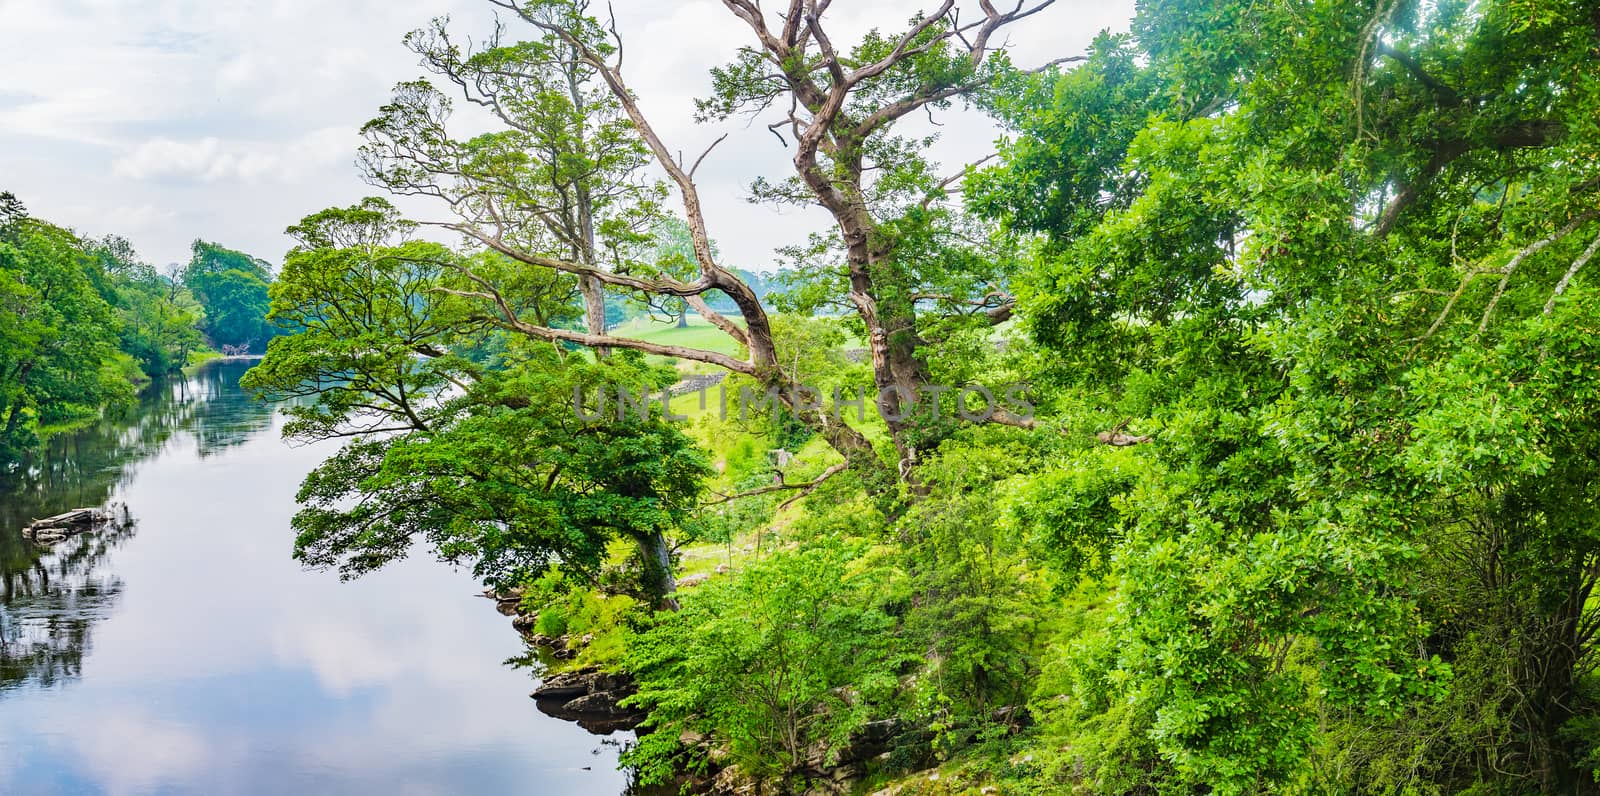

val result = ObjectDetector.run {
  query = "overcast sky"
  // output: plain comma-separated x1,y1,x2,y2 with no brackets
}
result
0,0,1134,272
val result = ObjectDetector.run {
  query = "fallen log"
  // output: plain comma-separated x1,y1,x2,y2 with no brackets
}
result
29,508,105,529
22,506,115,545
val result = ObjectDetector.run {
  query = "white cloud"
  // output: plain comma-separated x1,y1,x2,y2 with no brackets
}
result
112,127,356,183
0,0,1135,270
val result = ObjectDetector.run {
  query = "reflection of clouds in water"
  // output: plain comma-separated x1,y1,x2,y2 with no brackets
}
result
0,359,631,794
274,620,409,695
0,734,16,793
1,361,276,694
62,710,211,796
266,573,602,770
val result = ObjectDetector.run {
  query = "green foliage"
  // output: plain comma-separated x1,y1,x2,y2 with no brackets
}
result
622,539,912,788
894,431,1056,752
0,193,232,466
246,200,709,603
0,216,135,460
183,240,277,352
90,236,206,378
965,0,1600,791
138,1,1600,793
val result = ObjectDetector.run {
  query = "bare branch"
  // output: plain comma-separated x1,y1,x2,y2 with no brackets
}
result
969,0,1058,65
920,153,998,209
436,286,756,373
690,133,730,179
990,407,1036,429
706,462,849,506
1097,430,1151,446
848,1,956,85
1403,214,1596,356
685,294,751,349
441,222,715,296
1479,214,1596,334
1543,230,1600,316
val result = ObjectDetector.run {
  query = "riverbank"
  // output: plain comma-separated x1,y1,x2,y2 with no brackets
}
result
491,528,1037,796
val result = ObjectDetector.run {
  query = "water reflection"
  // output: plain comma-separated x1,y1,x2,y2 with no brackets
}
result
1,363,275,694
0,360,632,795
0,520,132,691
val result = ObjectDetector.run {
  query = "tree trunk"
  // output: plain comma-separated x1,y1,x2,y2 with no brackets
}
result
580,273,609,358
564,44,610,361
635,529,679,611
3,398,24,437
791,138,931,483
1524,572,1585,793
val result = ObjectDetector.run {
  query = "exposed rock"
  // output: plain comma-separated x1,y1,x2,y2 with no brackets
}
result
678,572,711,588
706,764,761,796
562,690,636,717
524,633,564,649
670,372,727,397
990,704,1032,731
486,586,526,615
531,668,597,700
531,667,645,734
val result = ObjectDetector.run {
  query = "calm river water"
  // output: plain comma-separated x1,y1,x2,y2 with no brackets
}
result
0,360,631,795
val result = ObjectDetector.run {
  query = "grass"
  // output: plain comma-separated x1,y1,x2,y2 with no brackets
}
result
608,316,746,363
182,348,224,374
529,313,886,672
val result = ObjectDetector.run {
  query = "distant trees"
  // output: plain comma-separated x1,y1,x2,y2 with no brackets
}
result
182,241,277,353
91,236,206,377
0,191,270,465
0,211,130,453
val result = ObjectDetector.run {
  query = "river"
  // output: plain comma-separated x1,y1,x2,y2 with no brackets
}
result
0,360,632,795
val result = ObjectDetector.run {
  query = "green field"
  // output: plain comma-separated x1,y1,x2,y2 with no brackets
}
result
606,315,747,361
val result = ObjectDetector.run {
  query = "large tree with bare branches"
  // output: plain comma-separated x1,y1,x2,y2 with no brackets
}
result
356,0,1069,492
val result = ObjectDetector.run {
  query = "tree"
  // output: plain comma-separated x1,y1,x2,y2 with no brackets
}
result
365,4,665,355
624,539,909,787
356,0,1065,498
243,199,708,607
0,219,131,456
0,195,218,465
182,240,276,353
0,191,25,236
973,0,1600,790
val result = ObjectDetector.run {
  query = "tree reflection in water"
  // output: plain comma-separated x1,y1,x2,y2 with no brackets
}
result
0,360,274,692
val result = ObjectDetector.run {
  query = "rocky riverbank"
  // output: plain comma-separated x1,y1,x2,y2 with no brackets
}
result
488,587,995,795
